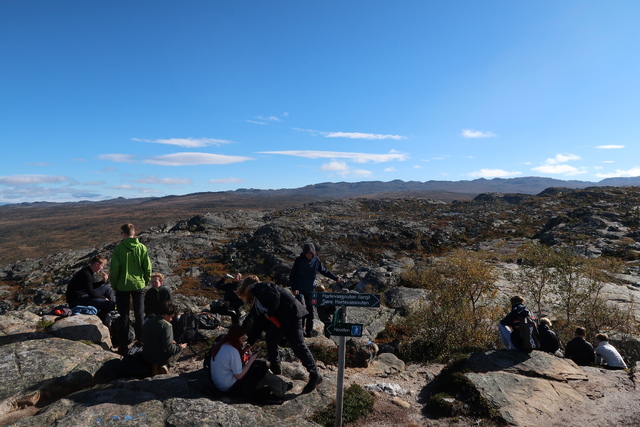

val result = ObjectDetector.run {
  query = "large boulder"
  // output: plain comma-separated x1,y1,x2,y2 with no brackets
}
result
49,314,112,350
0,337,119,417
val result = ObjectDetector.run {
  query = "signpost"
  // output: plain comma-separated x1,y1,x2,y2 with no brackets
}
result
312,292,380,427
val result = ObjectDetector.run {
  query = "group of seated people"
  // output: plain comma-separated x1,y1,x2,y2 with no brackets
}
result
500,295,628,370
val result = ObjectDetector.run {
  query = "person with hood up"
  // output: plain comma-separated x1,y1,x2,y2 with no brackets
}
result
289,243,341,337
111,223,152,354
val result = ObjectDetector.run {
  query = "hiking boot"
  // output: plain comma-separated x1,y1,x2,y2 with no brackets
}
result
270,363,282,375
301,371,323,394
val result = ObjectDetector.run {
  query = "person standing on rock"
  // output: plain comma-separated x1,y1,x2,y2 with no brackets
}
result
66,255,116,322
237,275,323,394
111,223,152,355
143,301,186,375
564,327,595,366
289,242,341,337
594,333,627,370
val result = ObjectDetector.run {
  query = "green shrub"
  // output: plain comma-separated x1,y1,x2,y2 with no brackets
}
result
311,383,375,426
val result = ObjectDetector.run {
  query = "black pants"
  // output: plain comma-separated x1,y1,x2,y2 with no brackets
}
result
229,359,269,401
209,305,241,324
266,317,317,374
116,289,145,345
299,292,315,335
69,284,116,320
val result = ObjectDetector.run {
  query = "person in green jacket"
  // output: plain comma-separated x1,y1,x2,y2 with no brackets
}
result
111,223,152,355
143,301,186,375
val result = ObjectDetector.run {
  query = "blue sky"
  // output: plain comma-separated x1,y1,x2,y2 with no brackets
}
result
1,1,639,204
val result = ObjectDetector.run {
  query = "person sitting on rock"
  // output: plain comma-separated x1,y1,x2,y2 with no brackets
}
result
209,323,291,404
499,295,538,351
65,255,116,322
144,273,172,318
209,273,244,324
564,327,595,366
594,333,627,370
538,317,561,355
237,275,323,394
142,301,186,375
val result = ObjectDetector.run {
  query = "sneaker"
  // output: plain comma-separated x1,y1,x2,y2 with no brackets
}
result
270,363,282,375
151,365,169,376
301,372,323,394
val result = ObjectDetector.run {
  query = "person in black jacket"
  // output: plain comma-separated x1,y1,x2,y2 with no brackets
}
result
210,273,244,324
237,275,323,394
65,255,115,320
144,273,172,318
499,295,539,351
538,317,561,355
564,327,595,366
289,243,341,337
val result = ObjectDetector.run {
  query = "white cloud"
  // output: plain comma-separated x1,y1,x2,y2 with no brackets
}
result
595,145,624,149
260,150,408,163
545,153,581,165
144,153,254,166
99,154,136,163
0,174,71,185
532,164,585,175
321,161,372,178
135,175,192,185
384,167,396,172
323,132,406,140
531,153,585,175
132,137,233,147
596,167,640,178
209,177,244,184
468,169,522,178
461,129,497,138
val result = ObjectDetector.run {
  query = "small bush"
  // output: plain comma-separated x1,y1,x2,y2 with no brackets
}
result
311,383,375,426
36,319,54,332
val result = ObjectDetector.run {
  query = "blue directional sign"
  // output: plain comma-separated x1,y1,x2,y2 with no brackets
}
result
325,322,364,337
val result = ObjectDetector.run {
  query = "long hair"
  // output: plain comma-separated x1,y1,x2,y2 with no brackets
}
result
210,324,245,361
236,275,260,306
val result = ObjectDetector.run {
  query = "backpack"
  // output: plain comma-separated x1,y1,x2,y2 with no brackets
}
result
516,313,541,351
175,311,204,345
197,312,221,330
110,314,135,349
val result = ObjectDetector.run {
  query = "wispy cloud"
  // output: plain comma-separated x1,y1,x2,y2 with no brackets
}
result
99,154,136,163
461,129,497,138
260,150,408,163
144,152,254,166
321,160,373,178
132,137,233,147
0,174,71,185
468,169,522,178
595,145,624,149
247,113,288,125
532,153,585,175
596,167,640,179
135,175,192,185
324,132,406,140
293,128,406,140
209,177,244,184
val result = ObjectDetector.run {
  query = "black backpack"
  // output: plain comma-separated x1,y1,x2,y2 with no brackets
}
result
516,313,541,351
175,311,204,345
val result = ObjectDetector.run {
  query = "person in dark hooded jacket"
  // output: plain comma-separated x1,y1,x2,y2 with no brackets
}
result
237,275,323,394
289,243,341,337
499,295,539,351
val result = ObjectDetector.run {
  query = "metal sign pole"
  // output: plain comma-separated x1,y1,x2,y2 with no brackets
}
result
334,306,346,427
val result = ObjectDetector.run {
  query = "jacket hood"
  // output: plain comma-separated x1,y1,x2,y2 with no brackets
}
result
302,243,317,256
121,237,142,251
